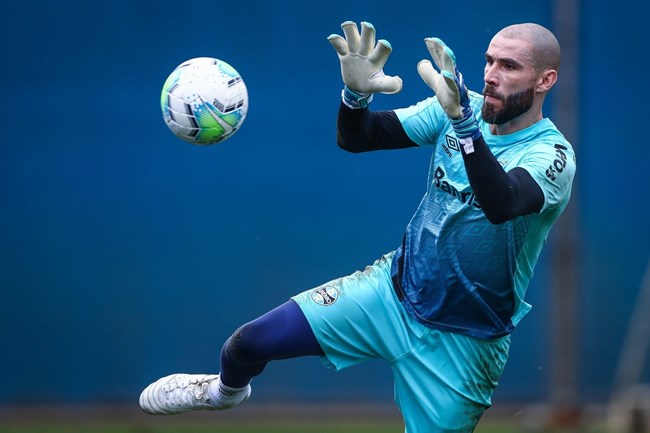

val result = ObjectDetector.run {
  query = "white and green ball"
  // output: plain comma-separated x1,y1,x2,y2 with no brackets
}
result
161,57,248,145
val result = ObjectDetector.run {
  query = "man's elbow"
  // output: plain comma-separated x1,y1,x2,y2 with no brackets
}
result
483,209,512,225
336,132,364,153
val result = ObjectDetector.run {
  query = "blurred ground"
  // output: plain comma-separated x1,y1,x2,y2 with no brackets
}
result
0,403,615,433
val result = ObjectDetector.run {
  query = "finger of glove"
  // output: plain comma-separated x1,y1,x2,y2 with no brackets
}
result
441,70,460,96
368,74,403,94
341,21,361,54
441,69,462,118
416,60,441,93
368,39,392,68
328,34,349,56
358,21,376,56
424,38,456,74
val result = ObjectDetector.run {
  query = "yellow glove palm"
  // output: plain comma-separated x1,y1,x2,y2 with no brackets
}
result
416,37,462,119
328,21,403,95
417,37,480,144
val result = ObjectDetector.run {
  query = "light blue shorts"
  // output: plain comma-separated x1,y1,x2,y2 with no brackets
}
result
292,252,511,433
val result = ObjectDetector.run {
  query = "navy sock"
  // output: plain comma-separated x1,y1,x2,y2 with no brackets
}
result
219,300,324,388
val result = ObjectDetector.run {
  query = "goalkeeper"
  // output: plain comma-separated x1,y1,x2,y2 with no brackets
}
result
140,20,576,433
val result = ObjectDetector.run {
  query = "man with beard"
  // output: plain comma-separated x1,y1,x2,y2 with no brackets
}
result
140,21,576,433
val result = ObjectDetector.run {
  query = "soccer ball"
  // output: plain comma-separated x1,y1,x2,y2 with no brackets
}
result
160,57,248,145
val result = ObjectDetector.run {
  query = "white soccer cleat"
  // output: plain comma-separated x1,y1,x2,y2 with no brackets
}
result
139,373,218,415
139,373,251,415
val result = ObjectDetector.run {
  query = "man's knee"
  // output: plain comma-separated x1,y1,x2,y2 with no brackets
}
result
222,321,266,364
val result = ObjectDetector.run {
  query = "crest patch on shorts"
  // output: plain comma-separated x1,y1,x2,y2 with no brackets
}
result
311,286,339,306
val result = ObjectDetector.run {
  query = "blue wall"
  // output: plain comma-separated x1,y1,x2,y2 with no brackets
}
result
1,0,648,406
578,0,650,401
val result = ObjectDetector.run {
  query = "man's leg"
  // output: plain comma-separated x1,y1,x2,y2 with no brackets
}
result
220,299,324,387
139,300,322,415
392,330,511,433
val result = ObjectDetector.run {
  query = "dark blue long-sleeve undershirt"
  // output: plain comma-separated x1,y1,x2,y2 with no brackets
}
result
336,103,544,223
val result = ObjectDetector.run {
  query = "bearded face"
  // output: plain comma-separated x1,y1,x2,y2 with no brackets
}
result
482,85,535,125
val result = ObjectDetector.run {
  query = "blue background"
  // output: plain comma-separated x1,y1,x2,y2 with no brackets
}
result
1,0,649,408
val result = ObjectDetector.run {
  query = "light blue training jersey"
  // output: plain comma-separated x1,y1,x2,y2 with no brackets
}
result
392,91,576,340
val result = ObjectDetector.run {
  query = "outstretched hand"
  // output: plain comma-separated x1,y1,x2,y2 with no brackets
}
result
416,37,464,119
417,37,480,143
328,21,402,95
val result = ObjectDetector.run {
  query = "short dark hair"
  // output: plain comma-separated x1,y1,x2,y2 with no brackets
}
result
497,23,561,73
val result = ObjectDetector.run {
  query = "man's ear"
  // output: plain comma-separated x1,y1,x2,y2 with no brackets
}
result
536,69,558,93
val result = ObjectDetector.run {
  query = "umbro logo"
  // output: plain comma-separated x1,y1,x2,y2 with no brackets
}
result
443,134,461,157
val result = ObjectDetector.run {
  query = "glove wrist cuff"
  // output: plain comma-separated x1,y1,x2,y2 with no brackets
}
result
342,86,373,109
451,107,480,141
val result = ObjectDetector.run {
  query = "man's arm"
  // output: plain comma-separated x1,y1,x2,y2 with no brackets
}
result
328,21,414,152
417,37,544,223
337,101,542,221
461,136,544,224
336,103,417,153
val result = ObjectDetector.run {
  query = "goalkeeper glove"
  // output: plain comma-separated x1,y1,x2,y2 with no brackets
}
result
417,37,481,151
328,21,403,109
